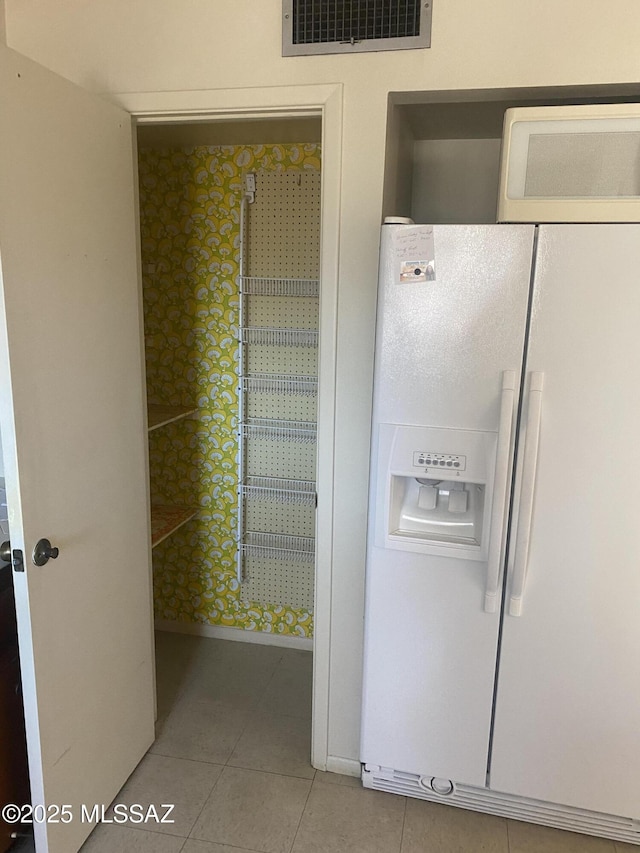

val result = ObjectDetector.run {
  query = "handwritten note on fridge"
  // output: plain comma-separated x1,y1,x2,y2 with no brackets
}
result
394,226,435,284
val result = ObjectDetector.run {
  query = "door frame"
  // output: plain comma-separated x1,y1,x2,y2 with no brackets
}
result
114,83,343,771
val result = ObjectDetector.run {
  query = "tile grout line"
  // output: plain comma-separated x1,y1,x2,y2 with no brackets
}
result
180,763,226,844
398,795,408,853
224,654,303,768
224,713,256,767
86,821,192,846
239,655,287,723
148,747,229,767
144,751,226,768
217,763,317,783
257,654,288,700
287,772,316,853
501,816,510,853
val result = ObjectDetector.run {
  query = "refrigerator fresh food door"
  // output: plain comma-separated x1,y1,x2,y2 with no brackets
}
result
361,224,534,786
491,224,640,818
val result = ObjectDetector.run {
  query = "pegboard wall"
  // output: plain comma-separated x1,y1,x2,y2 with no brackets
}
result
247,295,319,330
239,169,321,612
244,342,318,377
243,375,318,421
242,477,316,538
243,420,317,482
246,171,321,279
242,551,315,612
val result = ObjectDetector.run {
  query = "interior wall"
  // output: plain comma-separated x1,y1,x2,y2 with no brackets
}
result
140,141,320,638
6,0,640,769
411,138,502,224
7,1,640,96
382,101,414,220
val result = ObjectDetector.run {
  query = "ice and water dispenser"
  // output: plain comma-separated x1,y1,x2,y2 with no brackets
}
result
375,424,497,561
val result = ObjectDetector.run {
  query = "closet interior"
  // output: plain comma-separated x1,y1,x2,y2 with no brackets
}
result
137,117,322,660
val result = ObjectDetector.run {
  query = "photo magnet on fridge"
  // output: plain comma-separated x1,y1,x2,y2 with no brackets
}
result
400,260,435,283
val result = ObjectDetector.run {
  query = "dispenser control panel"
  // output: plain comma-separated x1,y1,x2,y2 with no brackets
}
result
413,452,466,472
377,425,495,560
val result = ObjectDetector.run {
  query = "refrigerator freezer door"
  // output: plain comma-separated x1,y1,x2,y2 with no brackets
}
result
371,224,535,430
361,225,534,786
491,225,640,817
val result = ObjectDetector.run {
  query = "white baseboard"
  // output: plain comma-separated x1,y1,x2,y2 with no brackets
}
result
155,619,313,650
325,755,362,778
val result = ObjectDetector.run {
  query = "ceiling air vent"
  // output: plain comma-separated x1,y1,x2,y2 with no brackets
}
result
282,0,432,56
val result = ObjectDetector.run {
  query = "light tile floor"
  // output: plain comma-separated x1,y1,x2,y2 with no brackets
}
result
64,632,636,853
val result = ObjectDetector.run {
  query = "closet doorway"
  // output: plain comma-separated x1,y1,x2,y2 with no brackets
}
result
0,59,340,851
135,110,330,771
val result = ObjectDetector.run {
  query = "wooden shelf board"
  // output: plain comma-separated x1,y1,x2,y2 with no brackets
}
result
151,505,198,548
147,404,197,432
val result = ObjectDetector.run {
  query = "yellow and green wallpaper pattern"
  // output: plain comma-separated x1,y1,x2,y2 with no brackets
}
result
139,143,321,638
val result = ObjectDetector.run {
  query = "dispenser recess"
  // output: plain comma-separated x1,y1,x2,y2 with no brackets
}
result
375,424,498,561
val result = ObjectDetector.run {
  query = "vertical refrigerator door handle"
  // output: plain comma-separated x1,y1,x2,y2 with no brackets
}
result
484,370,517,613
509,371,545,617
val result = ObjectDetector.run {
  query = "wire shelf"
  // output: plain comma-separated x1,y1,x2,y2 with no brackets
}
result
237,170,320,603
241,417,317,442
242,277,319,297
241,477,316,537
242,531,315,561
242,374,318,396
242,476,316,502
241,327,319,347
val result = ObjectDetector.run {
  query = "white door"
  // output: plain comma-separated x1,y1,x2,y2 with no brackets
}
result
0,46,155,852
491,225,640,818
361,225,534,785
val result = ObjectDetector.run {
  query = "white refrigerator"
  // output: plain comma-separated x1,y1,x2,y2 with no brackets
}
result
360,222,640,845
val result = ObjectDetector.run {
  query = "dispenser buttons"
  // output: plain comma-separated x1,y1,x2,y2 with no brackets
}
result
413,452,466,471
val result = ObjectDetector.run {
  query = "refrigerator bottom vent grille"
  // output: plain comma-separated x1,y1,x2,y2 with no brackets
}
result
362,767,640,846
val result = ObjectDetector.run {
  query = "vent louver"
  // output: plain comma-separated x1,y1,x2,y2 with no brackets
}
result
282,0,432,56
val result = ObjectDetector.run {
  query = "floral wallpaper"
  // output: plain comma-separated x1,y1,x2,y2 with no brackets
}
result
139,143,321,638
